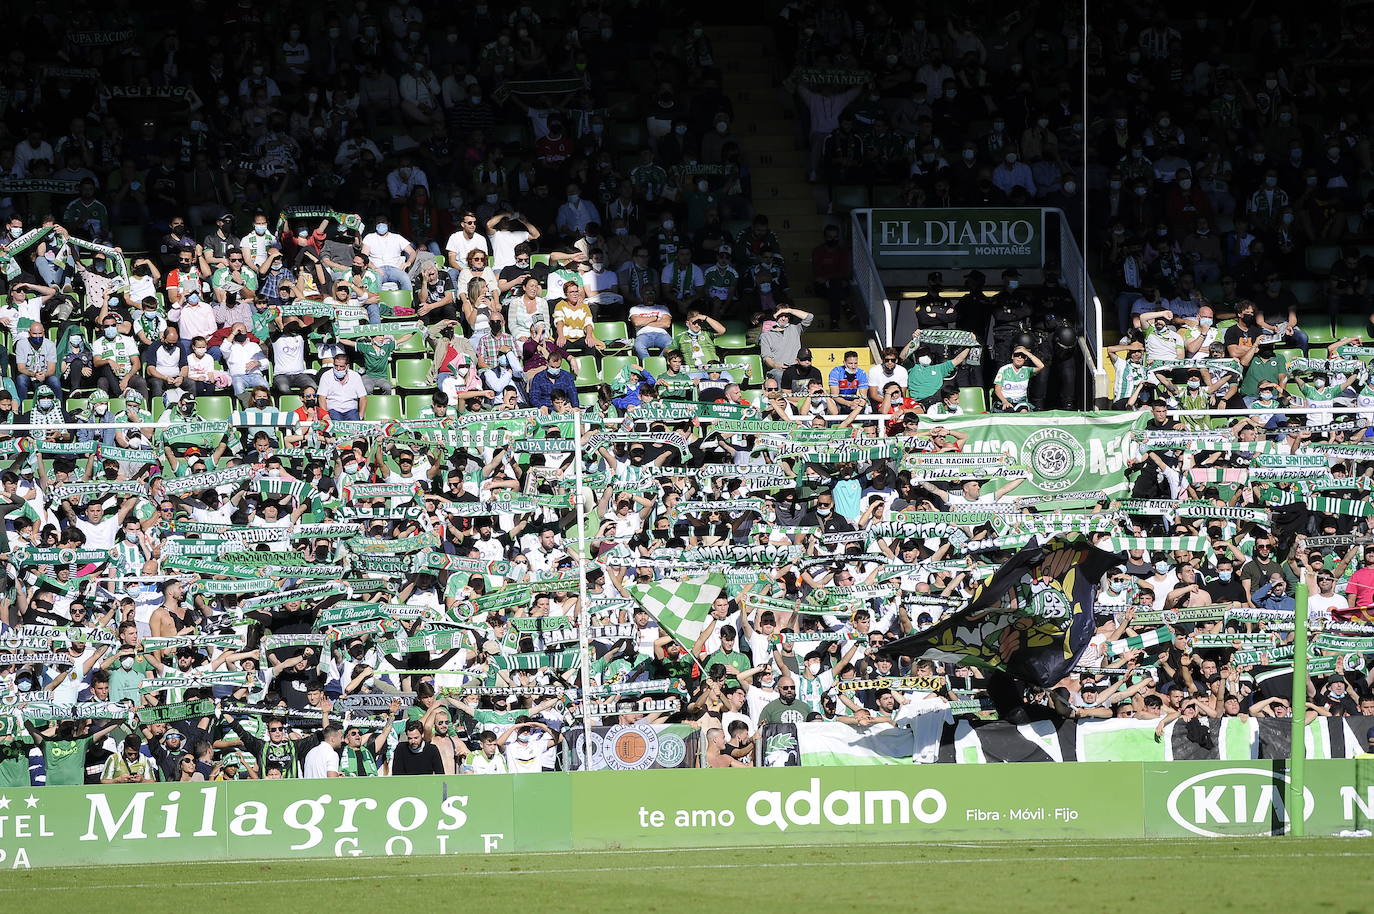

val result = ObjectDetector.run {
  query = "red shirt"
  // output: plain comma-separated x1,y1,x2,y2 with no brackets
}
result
1343,565,1374,609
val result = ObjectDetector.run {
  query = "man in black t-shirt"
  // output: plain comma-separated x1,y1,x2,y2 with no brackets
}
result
780,347,823,394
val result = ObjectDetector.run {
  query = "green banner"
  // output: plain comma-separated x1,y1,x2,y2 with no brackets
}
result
915,411,1148,497
1,761,1372,866
869,207,1045,269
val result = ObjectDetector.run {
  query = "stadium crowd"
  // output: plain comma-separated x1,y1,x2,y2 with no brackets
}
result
0,0,1373,785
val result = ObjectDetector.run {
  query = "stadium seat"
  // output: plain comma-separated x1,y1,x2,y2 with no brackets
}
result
403,394,432,418
734,354,764,386
394,358,434,391
1305,245,1341,276
578,391,601,409
642,356,667,378
362,395,402,421
958,387,987,414
740,389,764,409
1336,315,1371,342
716,328,750,351
196,396,232,420
573,355,601,389
1304,320,1337,349
395,330,429,355
278,395,303,413
593,322,628,346
379,289,413,316
601,355,638,386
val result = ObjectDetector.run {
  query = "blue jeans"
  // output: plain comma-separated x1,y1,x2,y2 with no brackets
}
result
329,408,361,421
1285,327,1310,351
17,374,61,403
367,302,381,324
231,371,268,398
379,265,413,291
634,329,672,358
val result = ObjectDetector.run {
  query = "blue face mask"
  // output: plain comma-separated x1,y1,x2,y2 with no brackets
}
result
1217,570,1233,582
375,223,389,235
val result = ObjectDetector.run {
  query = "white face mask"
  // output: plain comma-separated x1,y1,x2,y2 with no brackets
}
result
917,355,932,366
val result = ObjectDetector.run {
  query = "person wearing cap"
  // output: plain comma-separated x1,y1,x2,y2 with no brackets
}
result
201,212,238,268
760,304,814,382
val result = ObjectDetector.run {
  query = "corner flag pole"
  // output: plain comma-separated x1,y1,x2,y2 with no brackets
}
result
1289,578,1309,837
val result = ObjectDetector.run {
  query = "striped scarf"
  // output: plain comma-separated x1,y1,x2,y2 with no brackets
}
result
1106,625,1173,658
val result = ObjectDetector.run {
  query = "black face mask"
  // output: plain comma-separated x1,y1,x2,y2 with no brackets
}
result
253,398,269,408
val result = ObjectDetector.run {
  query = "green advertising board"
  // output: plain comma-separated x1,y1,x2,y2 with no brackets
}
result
1,762,1370,869
869,207,1045,269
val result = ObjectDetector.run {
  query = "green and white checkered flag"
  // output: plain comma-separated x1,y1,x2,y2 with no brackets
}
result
628,573,727,655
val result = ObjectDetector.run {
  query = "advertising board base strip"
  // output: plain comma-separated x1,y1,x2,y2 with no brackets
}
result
2,761,1374,868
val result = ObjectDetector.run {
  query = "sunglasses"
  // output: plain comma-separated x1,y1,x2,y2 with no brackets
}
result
268,726,286,732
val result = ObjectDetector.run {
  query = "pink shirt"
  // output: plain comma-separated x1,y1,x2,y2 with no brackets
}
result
1344,566,1374,608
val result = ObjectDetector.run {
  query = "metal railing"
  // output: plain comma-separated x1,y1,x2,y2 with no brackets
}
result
850,210,894,348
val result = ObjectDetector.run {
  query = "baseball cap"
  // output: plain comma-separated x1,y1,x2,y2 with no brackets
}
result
797,348,813,361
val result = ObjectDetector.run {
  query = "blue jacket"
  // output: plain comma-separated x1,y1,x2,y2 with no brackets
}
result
529,367,579,407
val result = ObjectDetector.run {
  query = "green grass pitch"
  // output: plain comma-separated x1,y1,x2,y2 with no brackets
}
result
1,838,1371,911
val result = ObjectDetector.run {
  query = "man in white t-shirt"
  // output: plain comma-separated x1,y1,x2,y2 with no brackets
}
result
1306,571,1346,617
469,732,509,774
74,498,134,550
302,726,344,777
867,348,908,405
444,211,490,275
361,217,417,290
318,352,370,420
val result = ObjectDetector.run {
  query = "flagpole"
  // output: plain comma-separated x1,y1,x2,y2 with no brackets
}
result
573,409,595,765
1288,578,1309,837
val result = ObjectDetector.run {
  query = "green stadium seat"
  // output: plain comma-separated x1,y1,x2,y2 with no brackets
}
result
716,330,750,351
573,354,601,389
1336,315,1371,343
642,356,667,378
578,391,601,409
278,395,303,413
601,355,638,387
362,394,402,421
395,330,429,355
593,321,628,344
1304,320,1337,348
530,254,550,268
1305,245,1341,275
379,289,412,314
403,394,432,418
394,358,434,391
740,389,764,409
196,396,232,421
958,387,987,414
734,354,764,386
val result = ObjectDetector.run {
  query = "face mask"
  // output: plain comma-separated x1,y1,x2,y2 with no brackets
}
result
37,397,53,409
1005,153,1017,164
93,402,108,416
103,327,117,339
961,149,975,162
1037,118,1049,128
7,226,19,238
917,355,932,366
1064,181,1077,194
992,121,1004,132
1260,390,1275,401
547,367,561,376
1109,580,1128,594
661,218,674,231
1154,561,1171,575
1265,176,1278,188
121,656,135,671
945,89,957,99
254,224,267,235
1134,186,1148,197
815,506,832,516
1110,180,1122,190
567,194,580,204
375,223,389,235
1178,178,1193,190
1198,316,1213,328
1007,279,1020,290
1217,570,1233,582
334,368,347,379
696,180,709,193
673,125,688,136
